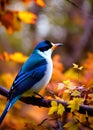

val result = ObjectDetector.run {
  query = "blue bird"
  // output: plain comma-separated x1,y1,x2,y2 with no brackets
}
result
0,40,62,124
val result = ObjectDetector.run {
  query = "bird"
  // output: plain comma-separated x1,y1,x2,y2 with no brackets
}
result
0,40,62,124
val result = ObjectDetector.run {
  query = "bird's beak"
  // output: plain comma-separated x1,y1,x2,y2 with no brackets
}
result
52,43,63,51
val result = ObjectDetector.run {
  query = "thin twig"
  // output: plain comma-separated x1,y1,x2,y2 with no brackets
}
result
38,118,48,126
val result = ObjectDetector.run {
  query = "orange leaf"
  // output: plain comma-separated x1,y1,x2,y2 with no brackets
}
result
18,11,37,24
0,10,14,33
34,0,46,7
0,10,21,33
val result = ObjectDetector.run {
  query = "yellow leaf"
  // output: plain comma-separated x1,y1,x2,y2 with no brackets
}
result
10,52,28,63
63,80,71,85
64,68,79,80
68,98,84,112
73,63,78,69
51,101,57,106
71,90,81,97
57,104,65,116
48,106,57,115
63,80,76,90
78,66,83,70
34,0,46,7
18,11,37,24
48,101,57,115
73,63,83,70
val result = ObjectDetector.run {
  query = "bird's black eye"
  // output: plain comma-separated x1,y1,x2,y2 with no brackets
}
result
35,40,53,52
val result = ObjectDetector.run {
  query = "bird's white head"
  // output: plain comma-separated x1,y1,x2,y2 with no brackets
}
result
34,40,62,57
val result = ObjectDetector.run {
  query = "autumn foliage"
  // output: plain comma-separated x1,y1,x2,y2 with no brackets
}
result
1,52,93,129
1,0,93,130
0,0,45,33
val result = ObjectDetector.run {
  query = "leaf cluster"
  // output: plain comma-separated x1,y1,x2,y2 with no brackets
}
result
0,0,45,33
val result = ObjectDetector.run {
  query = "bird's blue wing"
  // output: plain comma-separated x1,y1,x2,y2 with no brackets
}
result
21,52,46,72
8,58,47,100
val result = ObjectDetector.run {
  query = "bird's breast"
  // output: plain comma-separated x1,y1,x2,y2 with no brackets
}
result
33,58,53,92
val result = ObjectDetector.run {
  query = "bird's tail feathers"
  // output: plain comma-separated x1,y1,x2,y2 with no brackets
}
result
0,96,20,125
0,101,12,125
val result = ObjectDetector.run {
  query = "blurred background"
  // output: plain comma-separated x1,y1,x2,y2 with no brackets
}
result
0,0,93,68
0,0,93,129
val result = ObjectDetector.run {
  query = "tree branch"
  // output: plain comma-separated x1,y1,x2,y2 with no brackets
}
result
0,86,93,116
